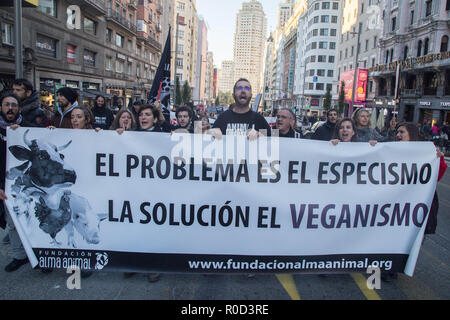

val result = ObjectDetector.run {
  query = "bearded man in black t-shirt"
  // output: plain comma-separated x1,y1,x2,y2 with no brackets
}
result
211,78,270,140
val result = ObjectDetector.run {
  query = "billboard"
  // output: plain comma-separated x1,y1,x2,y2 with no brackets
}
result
339,68,368,103
341,0,359,34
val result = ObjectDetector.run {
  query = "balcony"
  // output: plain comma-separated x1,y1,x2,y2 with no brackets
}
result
400,88,422,97
155,24,162,33
106,9,137,34
128,0,137,10
137,34,162,51
67,0,105,15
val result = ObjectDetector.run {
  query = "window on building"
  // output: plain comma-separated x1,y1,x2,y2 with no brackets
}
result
317,69,325,76
84,17,96,35
390,48,394,62
425,1,433,17
373,36,378,49
318,55,327,62
116,34,124,47
127,62,132,75
424,38,429,55
331,16,338,23
105,56,113,70
1,23,13,45
309,69,315,76
447,0,450,10
332,2,338,10
321,15,329,23
320,29,329,36
410,10,414,25
36,33,57,58
330,29,337,36
316,83,324,90
37,0,57,17
441,35,449,52
417,40,423,57
106,28,112,42
115,60,124,73
83,49,96,67
327,70,334,77
404,46,409,59
328,56,335,63
322,2,330,10
330,42,336,49
391,17,396,31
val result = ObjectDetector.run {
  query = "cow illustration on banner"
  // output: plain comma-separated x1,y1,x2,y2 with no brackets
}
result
6,129,107,248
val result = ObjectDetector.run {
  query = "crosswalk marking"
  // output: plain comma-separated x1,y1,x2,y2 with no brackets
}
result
275,274,301,300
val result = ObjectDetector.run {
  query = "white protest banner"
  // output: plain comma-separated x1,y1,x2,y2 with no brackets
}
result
5,127,439,275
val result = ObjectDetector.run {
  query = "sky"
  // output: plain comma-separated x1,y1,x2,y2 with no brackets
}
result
196,0,279,68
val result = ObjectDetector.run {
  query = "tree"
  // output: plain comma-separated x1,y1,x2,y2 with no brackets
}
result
323,86,332,111
182,81,191,104
338,81,346,116
175,77,182,106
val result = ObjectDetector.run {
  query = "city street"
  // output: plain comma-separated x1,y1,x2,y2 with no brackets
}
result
1,159,449,301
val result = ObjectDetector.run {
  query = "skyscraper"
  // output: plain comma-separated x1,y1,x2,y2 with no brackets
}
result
233,0,267,94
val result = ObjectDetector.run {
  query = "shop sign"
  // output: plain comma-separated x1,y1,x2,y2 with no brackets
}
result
419,101,432,106
440,102,450,107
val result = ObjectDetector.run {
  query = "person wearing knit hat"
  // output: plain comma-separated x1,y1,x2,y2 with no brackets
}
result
50,87,79,128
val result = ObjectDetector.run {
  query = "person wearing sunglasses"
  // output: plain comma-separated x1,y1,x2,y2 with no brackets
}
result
211,78,271,140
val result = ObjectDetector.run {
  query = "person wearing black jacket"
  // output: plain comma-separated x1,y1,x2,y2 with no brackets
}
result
12,78,46,127
276,108,302,138
91,95,114,130
0,92,29,272
312,108,338,141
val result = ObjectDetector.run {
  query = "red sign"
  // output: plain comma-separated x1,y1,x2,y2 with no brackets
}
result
356,69,368,102
339,68,368,103
67,45,76,63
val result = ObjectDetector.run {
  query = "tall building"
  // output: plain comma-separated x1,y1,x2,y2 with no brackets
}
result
369,0,450,125
293,0,341,117
277,0,296,29
205,51,215,104
173,0,198,91
193,17,207,103
0,0,163,107
336,0,384,116
233,0,267,93
217,60,234,93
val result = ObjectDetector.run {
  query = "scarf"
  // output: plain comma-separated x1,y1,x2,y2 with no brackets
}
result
0,114,23,130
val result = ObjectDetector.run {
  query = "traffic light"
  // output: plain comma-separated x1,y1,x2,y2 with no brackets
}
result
305,97,311,109
265,86,269,93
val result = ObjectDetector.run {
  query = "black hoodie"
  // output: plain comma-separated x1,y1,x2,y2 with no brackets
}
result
20,91,47,127
92,105,114,130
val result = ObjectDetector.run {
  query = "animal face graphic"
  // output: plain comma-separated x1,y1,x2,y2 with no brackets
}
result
7,129,76,190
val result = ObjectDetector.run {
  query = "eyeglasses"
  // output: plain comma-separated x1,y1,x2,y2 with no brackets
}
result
2,102,19,109
236,86,251,92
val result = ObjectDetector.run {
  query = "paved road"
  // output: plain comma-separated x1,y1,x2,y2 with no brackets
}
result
1,161,449,300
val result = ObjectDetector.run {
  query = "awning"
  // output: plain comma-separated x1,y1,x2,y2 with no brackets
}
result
76,90,96,99
84,90,114,99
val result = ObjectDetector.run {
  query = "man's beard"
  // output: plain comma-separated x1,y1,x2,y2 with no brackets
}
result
1,111,18,123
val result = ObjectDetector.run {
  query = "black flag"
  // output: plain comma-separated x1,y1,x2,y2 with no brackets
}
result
147,27,171,119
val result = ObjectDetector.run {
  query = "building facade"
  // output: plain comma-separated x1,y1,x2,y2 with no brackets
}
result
0,0,163,108
173,0,198,93
336,0,384,116
293,0,341,117
369,0,450,125
217,60,234,94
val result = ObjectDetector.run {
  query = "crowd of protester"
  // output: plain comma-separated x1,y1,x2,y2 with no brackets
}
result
0,78,447,283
